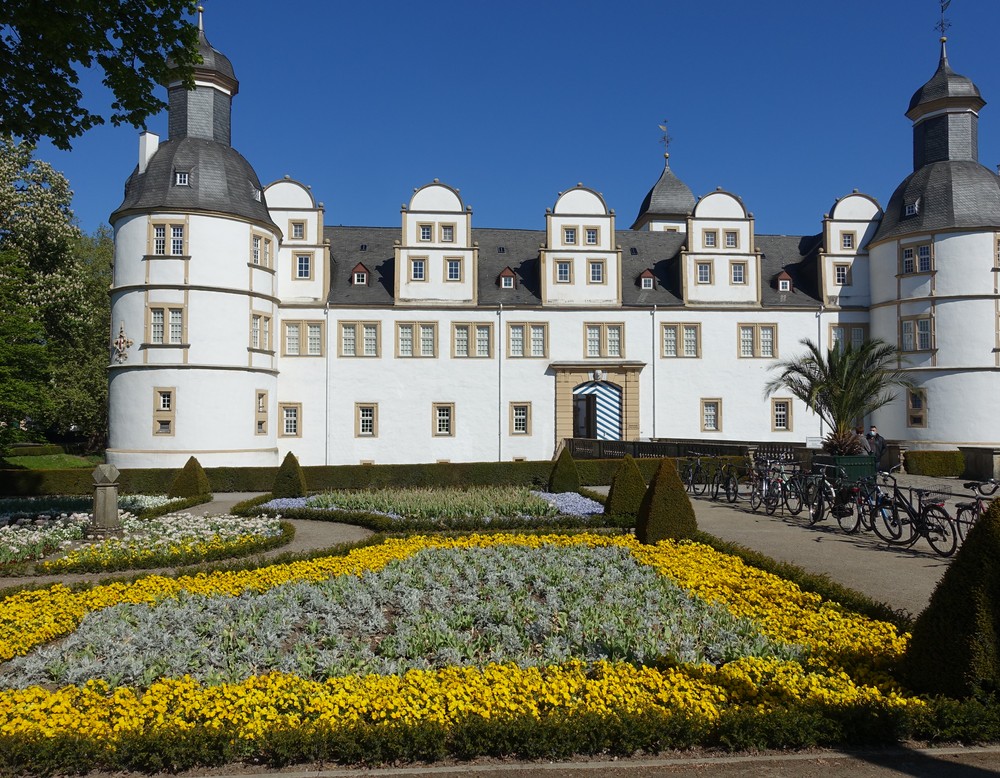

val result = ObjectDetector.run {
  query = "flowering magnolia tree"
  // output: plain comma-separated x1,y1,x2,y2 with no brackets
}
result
0,138,111,453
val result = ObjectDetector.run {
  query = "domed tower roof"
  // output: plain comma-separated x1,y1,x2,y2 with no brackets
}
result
873,38,999,244
906,39,982,118
631,154,696,229
110,8,276,229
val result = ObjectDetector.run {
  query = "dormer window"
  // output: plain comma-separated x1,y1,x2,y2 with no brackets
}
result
419,224,433,242
779,279,791,292
252,187,261,202
497,246,506,254
630,247,639,256
841,232,855,250
641,276,653,290
905,199,920,217
354,271,367,286
563,227,577,245
174,171,189,186
501,275,514,289
440,225,454,243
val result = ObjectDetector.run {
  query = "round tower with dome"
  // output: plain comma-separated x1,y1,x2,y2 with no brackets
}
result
106,9,281,468
868,37,1000,448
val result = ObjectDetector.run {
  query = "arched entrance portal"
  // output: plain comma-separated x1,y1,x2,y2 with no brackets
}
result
572,381,622,440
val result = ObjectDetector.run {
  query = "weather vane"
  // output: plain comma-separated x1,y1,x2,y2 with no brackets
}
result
936,0,951,36
658,120,672,155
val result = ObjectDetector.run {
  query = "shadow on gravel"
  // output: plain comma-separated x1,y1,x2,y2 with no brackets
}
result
856,745,1000,776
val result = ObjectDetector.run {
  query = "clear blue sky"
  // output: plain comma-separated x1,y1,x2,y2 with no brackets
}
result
35,0,1000,237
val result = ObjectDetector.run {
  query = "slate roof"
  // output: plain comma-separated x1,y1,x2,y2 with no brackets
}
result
168,27,236,84
907,42,983,117
631,157,696,228
326,226,821,308
872,160,1000,243
110,137,277,228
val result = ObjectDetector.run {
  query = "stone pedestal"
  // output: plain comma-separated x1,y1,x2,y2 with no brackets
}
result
92,464,121,531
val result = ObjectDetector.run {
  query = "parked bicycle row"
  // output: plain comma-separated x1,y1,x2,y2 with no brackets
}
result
680,451,998,558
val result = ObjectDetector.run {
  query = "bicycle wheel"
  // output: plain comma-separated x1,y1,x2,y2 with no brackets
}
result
836,497,861,534
808,484,826,525
709,471,723,500
693,466,709,496
724,474,740,503
682,463,695,493
870,498,903,541
749,483,763,512
924,505,958,557
955,506,976,543
764,481,782,514
784,479,804,515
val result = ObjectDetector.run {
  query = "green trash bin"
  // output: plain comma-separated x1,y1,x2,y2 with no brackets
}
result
811,454,877,483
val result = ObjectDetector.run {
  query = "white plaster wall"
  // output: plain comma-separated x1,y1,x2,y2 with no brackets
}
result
265,179,315,210
867,241,900,306
541,253,620,305
646,220,687,233
932,297,996,366
934,232,995,297
683,254,758,304
693,192,745,219
830,194,880,223
107,367,277,468
552,188,606,215
824,255,871,306
410,184,463,213
397,248,477,304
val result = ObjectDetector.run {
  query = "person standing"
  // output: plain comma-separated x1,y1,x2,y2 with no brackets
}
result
855,425,872,454
867,425,887,467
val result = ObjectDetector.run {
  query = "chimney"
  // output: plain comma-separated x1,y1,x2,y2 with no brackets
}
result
138,132,159,174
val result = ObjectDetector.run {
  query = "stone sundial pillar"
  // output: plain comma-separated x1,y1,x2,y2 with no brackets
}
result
92,464,122,530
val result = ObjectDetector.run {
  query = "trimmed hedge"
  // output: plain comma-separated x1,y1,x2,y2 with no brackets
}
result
4,443,64,457
636,458,698,544
548,448,581,493
1,457,712,497
273,453,307,498
901,498,1000,698
169,457,211,499
604,455,646,519
904,450,965,477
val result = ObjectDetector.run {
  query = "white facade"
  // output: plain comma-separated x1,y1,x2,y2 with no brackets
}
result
106,31,1000,468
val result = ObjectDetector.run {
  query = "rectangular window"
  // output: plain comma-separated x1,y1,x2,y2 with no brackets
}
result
661,323,700,358
263,239,271,267
149,307,184,345
738,323,777,358
730,261,746,285
397,322,436,357
563,227,577,245
306,323,322,355
696,262,713,284
453,323,492,358
290,221,305,240
556,260,572,284
150,308,164,343
174,171,189,186
279,403,301,437
510,402,531,435
446,258,463,282
901,243,932,274
701,399,722,432
641,276,654,289
355,403,378,437
171,226,184,256
251,315,260,349
772,398,792,431
410,257,426,281
725,231,738,249
834,263,851,285
440,224,454,243
151,222,185,256
585,228,599,245
841,231,855,250
433,403,454,436
585,323,624,358
588,259,606,284
901,317,932,352
703,230,718,249
170,308,183,343
296,254,312,279
339,321,379,357
153,387,176,436
907,389,927,428
284,321,323,356
419,224,433,242
353,271,367,285
507,322,548,358
250,314,271,351
830,324,868,352
501,275,514,288
252,236,261,265
255,390,268,435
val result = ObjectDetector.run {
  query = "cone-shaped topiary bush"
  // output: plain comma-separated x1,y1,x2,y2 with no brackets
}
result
168,456,211,498
605,454,646,519
548,447,581,493
635,458,698,544
272,451,308,498
900,499,1000,698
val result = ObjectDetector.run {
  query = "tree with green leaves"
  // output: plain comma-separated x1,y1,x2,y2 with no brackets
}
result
764,338,912,455
0,1,200,150
0,138,112,453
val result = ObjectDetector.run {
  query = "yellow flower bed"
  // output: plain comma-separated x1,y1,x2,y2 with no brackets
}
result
0,533,924,745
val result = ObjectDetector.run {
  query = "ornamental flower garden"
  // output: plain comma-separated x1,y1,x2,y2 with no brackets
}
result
0,486,988,772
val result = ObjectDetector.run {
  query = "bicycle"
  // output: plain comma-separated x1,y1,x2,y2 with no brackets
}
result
806,463,854,527
682,452,711,496
954,478,1000,542
869,470,957,557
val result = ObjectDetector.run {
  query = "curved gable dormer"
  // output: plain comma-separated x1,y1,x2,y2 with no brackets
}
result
409,180,465,213
264,177,317,210
552,185,608,216
692,189,747,219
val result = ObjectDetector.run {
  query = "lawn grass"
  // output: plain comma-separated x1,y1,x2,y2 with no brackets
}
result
0,453,103,470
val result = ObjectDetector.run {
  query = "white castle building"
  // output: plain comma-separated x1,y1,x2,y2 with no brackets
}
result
106,21,1000,469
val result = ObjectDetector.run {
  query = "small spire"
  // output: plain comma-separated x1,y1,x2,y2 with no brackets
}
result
939,35,948,66
197,5,204,32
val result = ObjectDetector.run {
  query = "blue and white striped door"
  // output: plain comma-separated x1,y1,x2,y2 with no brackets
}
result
573,382,622,440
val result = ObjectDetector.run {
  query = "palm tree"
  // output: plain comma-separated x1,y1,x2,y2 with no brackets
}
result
764,338,912,455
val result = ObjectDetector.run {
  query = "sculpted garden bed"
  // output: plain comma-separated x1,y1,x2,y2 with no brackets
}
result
0,496,291,574
0,532,989,774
